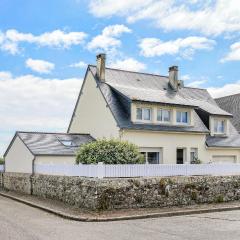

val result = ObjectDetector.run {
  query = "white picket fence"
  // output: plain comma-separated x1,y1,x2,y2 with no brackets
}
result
0,165,4,172
35,163,240,178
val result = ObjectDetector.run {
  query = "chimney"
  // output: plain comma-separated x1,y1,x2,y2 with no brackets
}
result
169,66,179,91
96,53,106,82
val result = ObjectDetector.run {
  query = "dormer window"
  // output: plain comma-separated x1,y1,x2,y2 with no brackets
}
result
176,111,188,124
157,109,171,123
214,119,225,134
136,107,151,121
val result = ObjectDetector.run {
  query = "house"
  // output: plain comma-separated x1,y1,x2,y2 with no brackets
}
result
4,54,240,173
68,54,240,164
215,93,240,134
4,132,94,173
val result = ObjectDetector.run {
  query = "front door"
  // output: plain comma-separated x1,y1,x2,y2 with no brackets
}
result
177,149,184,164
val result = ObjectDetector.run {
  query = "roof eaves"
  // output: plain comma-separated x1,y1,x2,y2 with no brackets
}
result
3,132,35,157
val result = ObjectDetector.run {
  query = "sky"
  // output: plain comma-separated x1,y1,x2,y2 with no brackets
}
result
1,0,240,156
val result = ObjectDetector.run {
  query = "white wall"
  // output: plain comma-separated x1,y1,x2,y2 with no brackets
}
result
121,130,207,164
68,71,120,139
121,130,240,164
5,136,34,173
35,155,76,165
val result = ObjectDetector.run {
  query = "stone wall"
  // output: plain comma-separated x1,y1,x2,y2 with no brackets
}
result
3,173,32,194
2,173,240,210
0,173,3,188
32,174,98,209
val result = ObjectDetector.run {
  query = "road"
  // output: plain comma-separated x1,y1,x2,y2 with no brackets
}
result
0,196,240,240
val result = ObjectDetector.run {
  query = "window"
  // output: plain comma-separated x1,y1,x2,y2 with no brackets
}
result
176,111,188,124
60,140,74,146
141,152,160,164
190,148,198,163
157,109,171,122
59,139,78,147
136,107,151,121
214,119,225,134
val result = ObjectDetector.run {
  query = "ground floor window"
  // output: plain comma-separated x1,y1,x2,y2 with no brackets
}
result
141,151,160,164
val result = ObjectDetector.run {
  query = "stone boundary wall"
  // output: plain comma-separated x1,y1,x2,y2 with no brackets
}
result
3,173,32,194
1,173,240,210
0,173,3,188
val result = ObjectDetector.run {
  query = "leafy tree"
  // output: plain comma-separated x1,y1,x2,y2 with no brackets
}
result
0,157,4,165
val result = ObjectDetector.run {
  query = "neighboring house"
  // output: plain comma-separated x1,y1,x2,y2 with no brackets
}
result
68,54,240,164
4,54,240,173
215,93,240,134
4,132,94,173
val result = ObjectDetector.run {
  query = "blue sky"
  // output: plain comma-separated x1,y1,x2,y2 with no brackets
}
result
1,0,240,156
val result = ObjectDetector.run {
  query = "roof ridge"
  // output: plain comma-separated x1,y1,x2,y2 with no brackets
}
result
89,65,208,91
88,64,168,78
215,92,240,100
17,131,91,136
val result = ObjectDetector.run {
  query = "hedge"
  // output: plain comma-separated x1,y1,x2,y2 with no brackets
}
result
76,139,144,164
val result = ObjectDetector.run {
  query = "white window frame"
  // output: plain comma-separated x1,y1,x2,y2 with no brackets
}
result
136,107,152,122
140,148,163,164
176,111,189,124
157,109,171,123
214,119,226,134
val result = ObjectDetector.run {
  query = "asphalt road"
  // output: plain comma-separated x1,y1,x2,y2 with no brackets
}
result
0,196,240,240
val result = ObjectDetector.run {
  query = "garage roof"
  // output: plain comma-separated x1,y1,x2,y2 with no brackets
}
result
4,132,95,157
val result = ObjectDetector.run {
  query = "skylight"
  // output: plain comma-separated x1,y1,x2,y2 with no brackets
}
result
60,140,75,147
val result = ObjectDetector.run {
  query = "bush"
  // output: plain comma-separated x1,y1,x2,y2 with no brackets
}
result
0,157,4,165
76,139,144,164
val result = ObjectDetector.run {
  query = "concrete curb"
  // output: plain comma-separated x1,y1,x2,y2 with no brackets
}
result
1,192,240,222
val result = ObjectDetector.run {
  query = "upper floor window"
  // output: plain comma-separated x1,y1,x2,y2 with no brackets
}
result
176,111,188,124
157,109,171,122
136,107,151,121
214,119,225,134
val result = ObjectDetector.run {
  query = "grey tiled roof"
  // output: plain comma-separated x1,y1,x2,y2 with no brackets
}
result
17,132,94,156
89,65,231,117
89,66,209,133
206,124,240,148
215,93,240,133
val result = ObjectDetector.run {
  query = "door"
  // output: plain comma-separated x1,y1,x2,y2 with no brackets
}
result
177,149,184,164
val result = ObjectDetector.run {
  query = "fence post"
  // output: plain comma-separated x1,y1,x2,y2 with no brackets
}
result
97,162,105,178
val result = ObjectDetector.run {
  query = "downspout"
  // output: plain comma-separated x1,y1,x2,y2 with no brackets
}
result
30,156,36,195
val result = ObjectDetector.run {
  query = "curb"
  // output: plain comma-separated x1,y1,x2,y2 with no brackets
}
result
0,192,240,222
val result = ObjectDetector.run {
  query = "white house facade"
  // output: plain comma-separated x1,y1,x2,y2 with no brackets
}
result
4,54,240,173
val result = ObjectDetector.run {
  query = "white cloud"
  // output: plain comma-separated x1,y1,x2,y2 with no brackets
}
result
139,36,215,58
26,58,55,74
109,58,146,71
89,0,240,36
221,41,240,62
69,61,87,68
0,29,87,54
0,72,82,155
187,79,207,88
181,74,190,81
87,24,131,52
208,81,240,98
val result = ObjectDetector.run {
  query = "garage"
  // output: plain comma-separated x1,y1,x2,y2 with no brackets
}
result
212,155,236,163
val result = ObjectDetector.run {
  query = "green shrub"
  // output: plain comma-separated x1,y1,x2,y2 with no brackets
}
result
76,139,144,164
0,157,4,165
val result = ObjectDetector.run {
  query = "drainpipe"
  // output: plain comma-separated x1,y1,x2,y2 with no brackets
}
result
30,156,36,195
